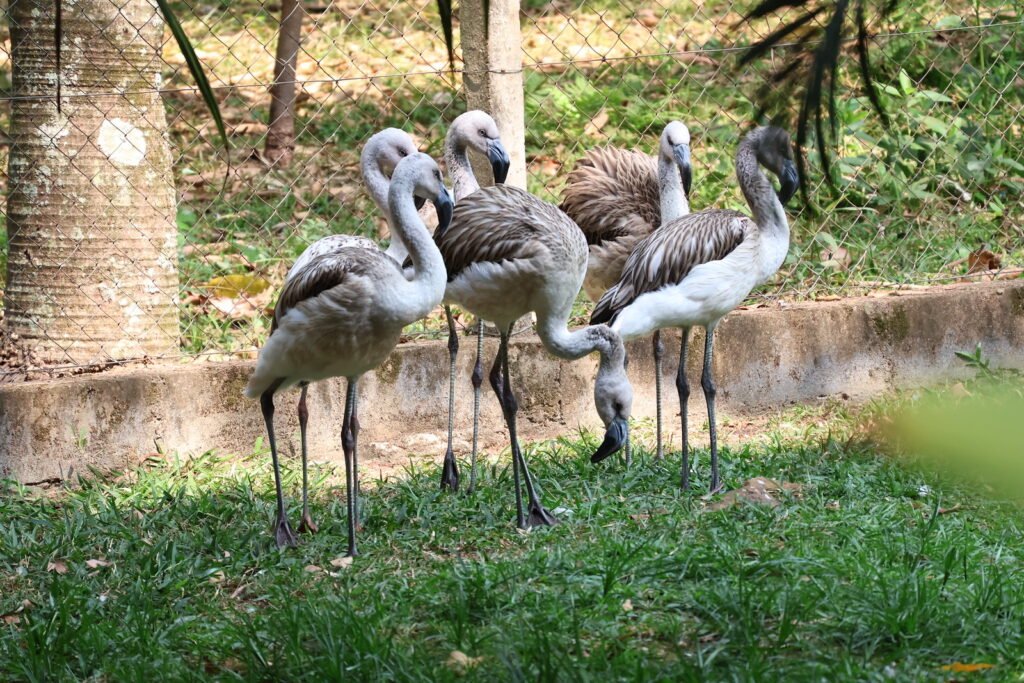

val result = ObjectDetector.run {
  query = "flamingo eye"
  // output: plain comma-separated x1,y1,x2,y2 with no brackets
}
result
478,129,487,137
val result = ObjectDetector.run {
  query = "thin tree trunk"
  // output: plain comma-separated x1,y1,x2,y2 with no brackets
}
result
4,0,179,365
460,0,526,189
264,0,304,167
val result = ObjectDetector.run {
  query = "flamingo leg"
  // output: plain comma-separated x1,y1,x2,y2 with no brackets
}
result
468,318,484,495
297,384,317,534
675,327,691,490
260,378,297,548
488,335,522,527
440,305,460,491
351,382,361,527
701,323,721,493
342,377,360,557
653,330,665,462
499,324,558,529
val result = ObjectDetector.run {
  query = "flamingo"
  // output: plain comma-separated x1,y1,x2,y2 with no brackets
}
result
245,153,453,553
591,126,798,491
561,122,693,460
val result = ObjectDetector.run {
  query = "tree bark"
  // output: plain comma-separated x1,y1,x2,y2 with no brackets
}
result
264,0,304,167
4,0,179,365
460,0,527,189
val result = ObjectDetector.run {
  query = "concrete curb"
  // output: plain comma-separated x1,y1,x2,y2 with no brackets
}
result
2,281,1022,483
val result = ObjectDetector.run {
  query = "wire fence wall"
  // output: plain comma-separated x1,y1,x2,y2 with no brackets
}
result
0,0,1021,377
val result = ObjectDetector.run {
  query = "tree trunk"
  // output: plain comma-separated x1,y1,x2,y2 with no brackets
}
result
460,0,527,189
4,0,179,365
264,0,304,167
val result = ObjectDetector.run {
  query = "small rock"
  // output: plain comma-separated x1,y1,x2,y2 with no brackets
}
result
405,433,442,451
368,442,405,460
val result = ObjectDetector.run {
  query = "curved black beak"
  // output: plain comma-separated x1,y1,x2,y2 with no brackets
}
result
590,417,629,464
776,159,799,206
433,185,454,235
673,143,692,197
414,195,426,211
487,140,511,184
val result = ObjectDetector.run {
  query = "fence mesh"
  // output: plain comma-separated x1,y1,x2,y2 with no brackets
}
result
0,0,1021,378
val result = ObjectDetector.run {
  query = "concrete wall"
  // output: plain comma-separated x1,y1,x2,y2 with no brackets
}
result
1,281,1022,483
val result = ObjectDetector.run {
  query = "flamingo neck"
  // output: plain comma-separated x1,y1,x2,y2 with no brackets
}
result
444,137,479,202
736,140,788,240
388,182,445,296
658,154,690,225
361,147,409,263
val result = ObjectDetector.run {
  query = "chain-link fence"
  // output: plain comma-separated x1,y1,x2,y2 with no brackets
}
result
0,0,1021,379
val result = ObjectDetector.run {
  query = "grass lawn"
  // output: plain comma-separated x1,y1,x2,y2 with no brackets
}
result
2,388,1022,681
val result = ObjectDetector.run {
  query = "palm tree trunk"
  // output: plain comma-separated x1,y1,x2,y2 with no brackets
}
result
4,0,179,365
264,0,304,167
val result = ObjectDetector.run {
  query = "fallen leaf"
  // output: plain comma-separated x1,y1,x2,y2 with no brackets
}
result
815,294,842,302
208,570,226,584
584,109,610,138
203,274,270,298
949,382,971,399
304,565,323,573
706,478,803,512
445,650,483,674
819,246,851,271
939,662,994,673
46,560,68,575
330,556,354,569
621,599,633,612
2,615,19,625
85,559,111,569
636,8,659,27
966,248,1001,274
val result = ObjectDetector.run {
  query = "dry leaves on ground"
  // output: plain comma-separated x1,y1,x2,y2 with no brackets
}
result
445,650,484,675
705,478,803,512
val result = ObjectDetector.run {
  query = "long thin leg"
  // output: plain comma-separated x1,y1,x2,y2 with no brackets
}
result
488,334,522,526
500,324,558,529
440,305,460,491
297,384,317,533
701,323,721,493
342,377,359,557
468,318,485,494
351,382,361,528
676,328,691,490
260,378,297,548
653,330,665,462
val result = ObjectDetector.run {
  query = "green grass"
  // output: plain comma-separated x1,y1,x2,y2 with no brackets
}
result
2,397,1023,680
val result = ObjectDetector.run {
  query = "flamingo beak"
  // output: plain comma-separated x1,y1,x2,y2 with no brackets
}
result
777,159,799,205
487,140,511,184
591,417,629,463
433,185,454,235
673,143,692,197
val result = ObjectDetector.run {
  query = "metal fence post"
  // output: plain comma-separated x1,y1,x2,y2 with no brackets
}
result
460,0,527,189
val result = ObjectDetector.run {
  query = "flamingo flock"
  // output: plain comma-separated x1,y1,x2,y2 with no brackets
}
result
246,111,799,555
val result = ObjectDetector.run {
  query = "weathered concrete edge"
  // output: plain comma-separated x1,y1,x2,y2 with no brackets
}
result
2,281,1022,483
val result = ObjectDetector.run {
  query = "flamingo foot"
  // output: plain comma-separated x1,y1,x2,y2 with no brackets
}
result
274,516,299,549
440,447,460,492
525,502,560,528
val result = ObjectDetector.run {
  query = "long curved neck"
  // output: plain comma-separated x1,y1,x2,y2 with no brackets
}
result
536,308,624,365
388,183,445,293
362,149,410,263
736,141,787,237
444,134,479,201
658,155,690,225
